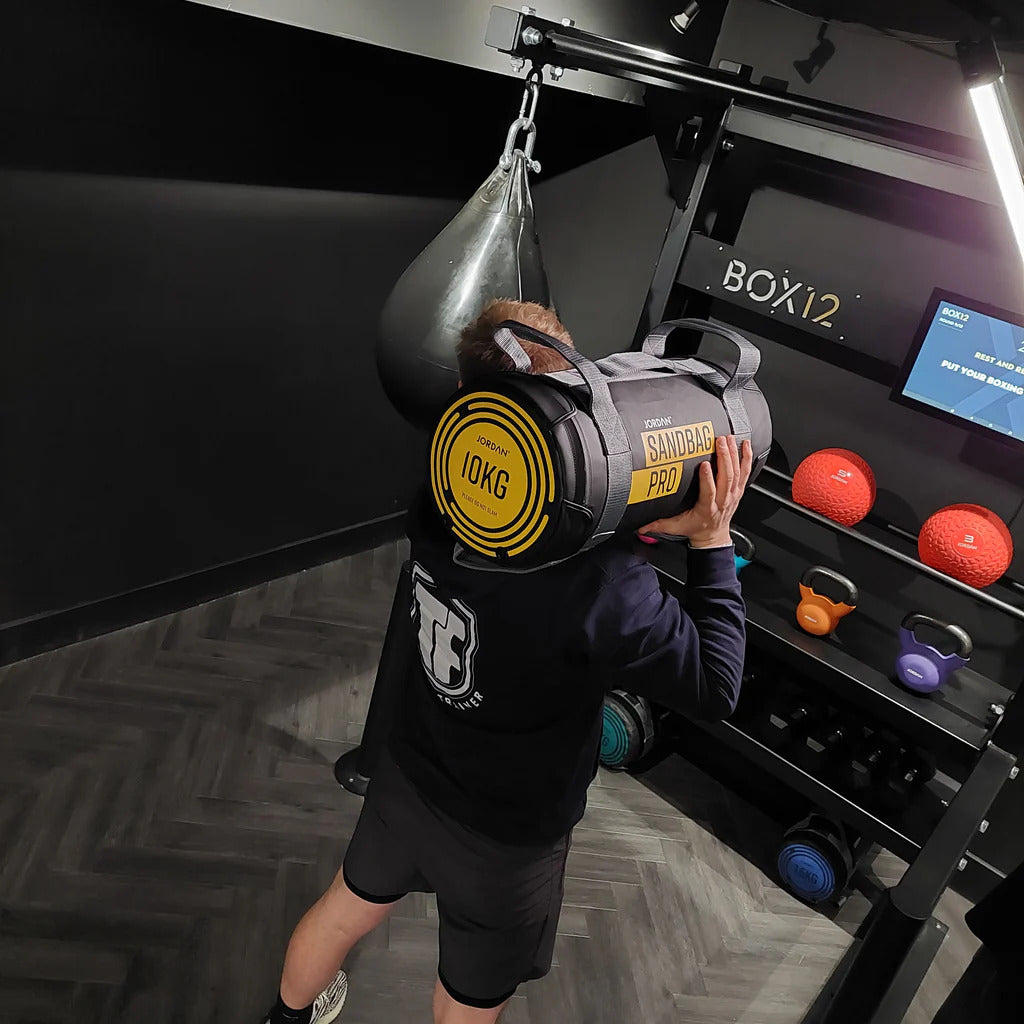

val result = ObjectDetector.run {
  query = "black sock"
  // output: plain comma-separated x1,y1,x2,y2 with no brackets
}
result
267,994,313,1024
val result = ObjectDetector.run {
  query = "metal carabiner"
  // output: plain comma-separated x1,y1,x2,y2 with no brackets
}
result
520,122,540,171
499,67,543,173
499,118,541,174
517,69,542,127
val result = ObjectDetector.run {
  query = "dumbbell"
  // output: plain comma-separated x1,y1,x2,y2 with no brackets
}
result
876,748,937,812
797,713,858,778
839,732,900,798
762,696,819,752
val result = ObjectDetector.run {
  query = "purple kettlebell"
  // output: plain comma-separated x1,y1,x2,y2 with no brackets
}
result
895,614,972,694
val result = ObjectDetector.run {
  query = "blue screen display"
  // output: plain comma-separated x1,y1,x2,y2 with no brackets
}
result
902,300,1024,443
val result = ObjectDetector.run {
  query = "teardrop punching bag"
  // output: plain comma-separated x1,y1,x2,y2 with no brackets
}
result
377,77,552,431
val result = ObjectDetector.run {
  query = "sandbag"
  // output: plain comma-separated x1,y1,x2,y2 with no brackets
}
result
429,318,772,571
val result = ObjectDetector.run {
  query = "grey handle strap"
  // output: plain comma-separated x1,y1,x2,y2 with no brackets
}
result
642,318,762,383
492,322,633,547
493,328,533,372
641,318,760,442
493,324,626,452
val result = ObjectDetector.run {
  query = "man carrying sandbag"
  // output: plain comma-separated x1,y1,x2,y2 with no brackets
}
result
262,300,752,1024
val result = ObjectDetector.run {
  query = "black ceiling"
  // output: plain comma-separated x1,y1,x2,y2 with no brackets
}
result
758,0,1024,46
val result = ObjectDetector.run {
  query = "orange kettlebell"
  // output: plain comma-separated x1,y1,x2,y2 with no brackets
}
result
797,566,858,636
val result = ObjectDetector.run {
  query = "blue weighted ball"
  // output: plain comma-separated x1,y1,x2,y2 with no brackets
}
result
777,814,853,904
777,843,837,903
599,691,655,771
600,702,631,768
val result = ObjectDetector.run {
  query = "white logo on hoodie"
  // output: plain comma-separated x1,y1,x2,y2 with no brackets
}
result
411,562,482,706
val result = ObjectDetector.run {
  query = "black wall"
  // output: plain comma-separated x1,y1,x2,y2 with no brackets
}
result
708,0,1024,880
0,170,451,625
0,0,650,660
532,137,676,359
532,2,1024,880
704,8,1024,630
714,0,1024,133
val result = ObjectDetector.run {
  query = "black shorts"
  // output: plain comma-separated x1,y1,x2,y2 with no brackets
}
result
342,750,570,1009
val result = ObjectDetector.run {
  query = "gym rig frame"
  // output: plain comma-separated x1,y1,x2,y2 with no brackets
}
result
336,10,1021,1024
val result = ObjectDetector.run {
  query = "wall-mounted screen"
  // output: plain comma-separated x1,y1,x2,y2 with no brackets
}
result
892,290,1024,447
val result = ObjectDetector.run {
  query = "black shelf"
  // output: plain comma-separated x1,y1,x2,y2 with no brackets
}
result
689,715,951,863
753,471,1024,623
649,539,1013,767
742,592,1007,761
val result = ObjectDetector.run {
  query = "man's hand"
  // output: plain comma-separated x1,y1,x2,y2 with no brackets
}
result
639,435,753,548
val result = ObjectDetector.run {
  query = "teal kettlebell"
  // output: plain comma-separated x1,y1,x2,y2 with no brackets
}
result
732,529,756,573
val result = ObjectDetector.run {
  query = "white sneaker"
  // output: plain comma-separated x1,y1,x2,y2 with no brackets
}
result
310,970,348,1024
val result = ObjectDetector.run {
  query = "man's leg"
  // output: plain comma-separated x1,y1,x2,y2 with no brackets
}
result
432,979,509,1024
279,866,397,1010
430,830,569,1024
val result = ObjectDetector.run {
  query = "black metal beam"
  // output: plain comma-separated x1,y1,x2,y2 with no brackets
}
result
724,106,997,207
633,206,695,350
803,916,948,1024
632,105,731,347
892,742,1015,917
485,7,978,160
810,743,1014,1024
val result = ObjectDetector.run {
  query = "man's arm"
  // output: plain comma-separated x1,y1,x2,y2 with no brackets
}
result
582,434,752,719
581,549,744,721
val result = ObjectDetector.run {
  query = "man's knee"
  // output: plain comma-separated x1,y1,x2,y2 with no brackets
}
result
433,976,509,1024
313,873,397,943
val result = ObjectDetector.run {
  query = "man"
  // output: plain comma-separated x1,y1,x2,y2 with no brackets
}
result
263,300,751,1024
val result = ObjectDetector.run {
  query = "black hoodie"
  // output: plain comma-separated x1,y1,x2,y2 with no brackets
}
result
388,494,746,845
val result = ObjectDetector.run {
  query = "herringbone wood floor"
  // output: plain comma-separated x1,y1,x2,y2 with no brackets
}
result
0,541,975,1023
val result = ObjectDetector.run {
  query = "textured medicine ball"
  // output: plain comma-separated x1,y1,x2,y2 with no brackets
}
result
918,504,1013,588
792,448,876,526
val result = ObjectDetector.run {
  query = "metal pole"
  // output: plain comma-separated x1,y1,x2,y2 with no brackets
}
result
810,744,1014,1024
748,481,1024,623
547,29,945,147
762,466,1024,597
486,8,977,159
334,561,413,795
633,105,731,347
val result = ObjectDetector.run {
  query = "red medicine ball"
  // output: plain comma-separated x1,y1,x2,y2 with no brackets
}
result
792,448,876,526
918,504,1013,588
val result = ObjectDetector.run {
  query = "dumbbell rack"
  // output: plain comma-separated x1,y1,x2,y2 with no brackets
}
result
645,469,1018,1024
335,498,1018,1024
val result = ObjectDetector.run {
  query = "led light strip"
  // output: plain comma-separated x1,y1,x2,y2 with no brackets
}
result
970,79,1024,264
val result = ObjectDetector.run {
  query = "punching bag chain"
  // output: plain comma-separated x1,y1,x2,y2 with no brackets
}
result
500,67,543,174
